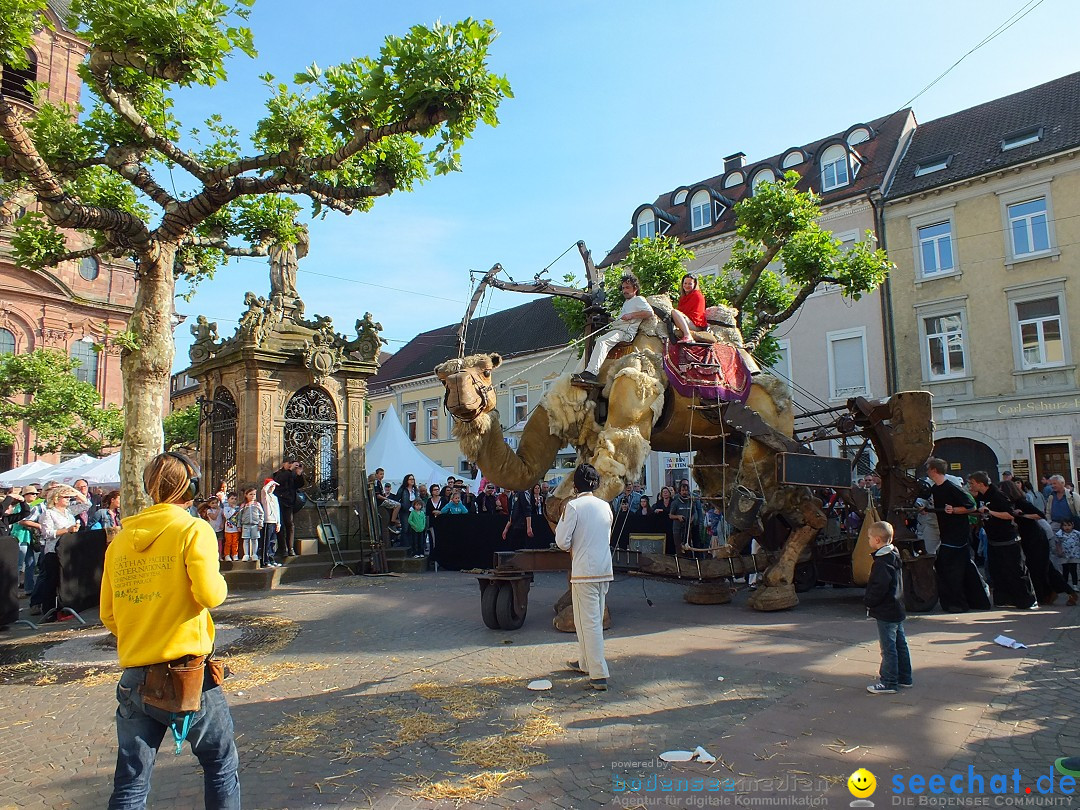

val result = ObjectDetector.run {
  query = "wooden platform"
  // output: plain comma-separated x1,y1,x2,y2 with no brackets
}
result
221,545,427,591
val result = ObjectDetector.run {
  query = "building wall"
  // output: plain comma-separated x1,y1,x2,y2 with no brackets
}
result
885,150,1080,483
0,15,136,468
367,347,579,485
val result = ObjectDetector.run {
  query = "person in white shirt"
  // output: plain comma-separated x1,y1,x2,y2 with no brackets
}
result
555,463,614,690
574,273,654,384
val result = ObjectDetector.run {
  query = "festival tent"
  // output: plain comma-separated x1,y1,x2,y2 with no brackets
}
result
0,459,56,487
364,404,450,488
76,452,121,487
39,454,101,485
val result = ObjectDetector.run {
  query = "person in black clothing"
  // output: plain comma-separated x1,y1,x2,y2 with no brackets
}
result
863,521,913,694
926,458,990,612
1001,480,1078,606
272,457,305,557
968,471,1036,609
502,487,538,541
475,482,500,514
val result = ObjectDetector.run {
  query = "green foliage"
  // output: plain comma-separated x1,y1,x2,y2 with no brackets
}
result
70,0,256,87
607,235,696,313
10,212,66,269
551,273,587,350
162,403,199,449
0,349,124,454
25,96,96,170
0,0,48,67
233,196,303,246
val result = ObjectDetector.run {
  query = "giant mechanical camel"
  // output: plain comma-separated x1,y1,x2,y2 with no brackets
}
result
435,250,934,613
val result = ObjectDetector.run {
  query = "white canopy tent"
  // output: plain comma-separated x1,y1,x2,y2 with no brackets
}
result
77,452,121,488
40,454,101,485
0,459,56,487
364,404,450,489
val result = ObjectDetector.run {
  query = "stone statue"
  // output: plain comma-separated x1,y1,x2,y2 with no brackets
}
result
267,227,309,301
346,312,387,363
188,314,221,364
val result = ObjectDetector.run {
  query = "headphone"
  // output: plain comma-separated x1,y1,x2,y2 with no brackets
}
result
166,452,200,501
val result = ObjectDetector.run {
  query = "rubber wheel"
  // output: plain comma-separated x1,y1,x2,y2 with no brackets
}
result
793,561,818,593
495,581,527,630
480,582,500,629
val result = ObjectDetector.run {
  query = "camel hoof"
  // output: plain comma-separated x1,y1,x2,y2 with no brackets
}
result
684,582,733,605
748,583,799,611
552,604,611,632
553,588,573,613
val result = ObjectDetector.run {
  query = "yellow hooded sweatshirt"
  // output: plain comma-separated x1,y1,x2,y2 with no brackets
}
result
100,502,228,668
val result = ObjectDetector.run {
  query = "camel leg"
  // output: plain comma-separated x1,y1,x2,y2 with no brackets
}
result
748,499,827,611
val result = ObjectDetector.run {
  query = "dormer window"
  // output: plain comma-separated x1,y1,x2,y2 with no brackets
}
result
673,189,688,205
751,169,775,191
636,210,656,240
914,153,953,177
1001,126,1043,151
820,144,850,191
690,190,711,230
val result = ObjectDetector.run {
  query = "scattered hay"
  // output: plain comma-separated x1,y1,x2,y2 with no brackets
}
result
0,660,54,684
223,658,329,692
375,708,453,746
265,710,341,757
76,667,120,687
453,736,548,770
412,771,523,805
517,711,563,744
412,680,498,720
476,675,517,687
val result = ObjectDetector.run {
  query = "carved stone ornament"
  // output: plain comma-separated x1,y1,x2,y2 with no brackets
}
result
188,314,222,364
302,317,347,383
344,312,386,363
41,327,72,347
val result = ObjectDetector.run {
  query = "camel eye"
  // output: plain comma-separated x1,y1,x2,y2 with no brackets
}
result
483,370,491,377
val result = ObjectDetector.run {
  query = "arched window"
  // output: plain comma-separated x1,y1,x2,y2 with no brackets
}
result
635,210,656,240
284,387,339,500
1,50,37,104
820,144,850,191
70,339,99,386
689,190,711,230
79,256,100,281
751,169,775,190
209,387,237,494
0,328,15,356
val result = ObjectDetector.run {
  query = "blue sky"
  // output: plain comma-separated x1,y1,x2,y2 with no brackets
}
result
170,0,1077,370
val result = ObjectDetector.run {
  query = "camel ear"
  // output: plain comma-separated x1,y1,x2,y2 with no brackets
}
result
489,353,502,368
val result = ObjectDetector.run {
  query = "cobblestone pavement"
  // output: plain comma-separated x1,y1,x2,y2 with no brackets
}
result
2,570,1078,809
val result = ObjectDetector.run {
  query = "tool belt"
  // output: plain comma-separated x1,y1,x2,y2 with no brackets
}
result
139,653,226,714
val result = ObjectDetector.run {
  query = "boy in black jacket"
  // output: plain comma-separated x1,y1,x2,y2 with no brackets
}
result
864,521,913,695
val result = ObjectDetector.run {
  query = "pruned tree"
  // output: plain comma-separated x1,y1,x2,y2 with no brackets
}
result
554,171,893,363
162,403,199,450
0,348,124,455
0,0,511,509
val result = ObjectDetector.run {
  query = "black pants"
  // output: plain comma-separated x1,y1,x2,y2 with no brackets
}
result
935,543,990,612
1019,528,1067,601
1062,562,1078,586
987,540,1037,609
30,551,60,611
279,507,295,556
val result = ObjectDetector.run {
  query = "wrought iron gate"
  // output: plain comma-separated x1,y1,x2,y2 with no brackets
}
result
209,386,237,493
283,386,339,500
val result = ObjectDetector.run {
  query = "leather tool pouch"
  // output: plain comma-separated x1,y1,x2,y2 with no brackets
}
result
139,655,206,714
206,656,226,687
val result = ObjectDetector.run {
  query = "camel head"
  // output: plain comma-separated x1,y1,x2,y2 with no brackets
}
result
434,353,502,423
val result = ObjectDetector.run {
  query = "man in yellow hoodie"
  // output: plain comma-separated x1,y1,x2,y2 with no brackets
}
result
100,453,239,809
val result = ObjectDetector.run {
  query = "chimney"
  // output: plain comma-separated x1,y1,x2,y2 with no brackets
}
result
724,152,746,173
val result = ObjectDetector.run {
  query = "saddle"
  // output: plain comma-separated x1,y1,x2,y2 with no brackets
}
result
664,341,751,403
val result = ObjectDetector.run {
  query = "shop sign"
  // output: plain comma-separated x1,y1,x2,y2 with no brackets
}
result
997,396,1080,416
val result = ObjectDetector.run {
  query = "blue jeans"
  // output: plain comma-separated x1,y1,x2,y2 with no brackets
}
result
109,666,241,809
876,619,912,688
18,544,35,592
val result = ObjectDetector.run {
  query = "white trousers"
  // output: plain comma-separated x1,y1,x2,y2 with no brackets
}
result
585,329,630,376
571,581,609,679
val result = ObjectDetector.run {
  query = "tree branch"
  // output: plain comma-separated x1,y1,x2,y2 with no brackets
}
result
0,97,151,250
88,50,191,82
286,174,391,203
756,277,841,326
182,236,269,258
87,53,209,182
104,146,177,211
732,241,784,309
156,174,284,244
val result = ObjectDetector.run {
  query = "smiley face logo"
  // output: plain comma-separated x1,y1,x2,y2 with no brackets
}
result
848,768,877,798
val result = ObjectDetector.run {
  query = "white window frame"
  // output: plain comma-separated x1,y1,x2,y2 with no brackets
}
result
636,210,656,240
820,144,850,191
423,398,440,442
1005,278,1071,373
689,190,711,230
542,378,555,395
403,404,418,442
1002,127,1042,151
769,338,792,384
998,181,1059,266
909,206,960,282
377,409,387,425
826,326,870,401
511,384,528,425
915,302,976,384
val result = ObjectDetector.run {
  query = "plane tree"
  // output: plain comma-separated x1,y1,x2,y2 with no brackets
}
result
0,0,511,508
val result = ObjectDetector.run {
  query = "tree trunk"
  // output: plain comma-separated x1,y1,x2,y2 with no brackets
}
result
119,243,176,513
